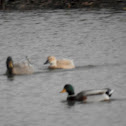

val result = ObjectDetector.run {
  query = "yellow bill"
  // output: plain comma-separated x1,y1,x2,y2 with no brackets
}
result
9,61,13,68
60,88,66,93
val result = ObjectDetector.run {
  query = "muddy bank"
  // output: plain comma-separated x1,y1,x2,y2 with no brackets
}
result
0,0,126,10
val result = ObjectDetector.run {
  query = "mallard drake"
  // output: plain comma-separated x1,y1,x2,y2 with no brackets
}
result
6,56,34,75
60,84,114,102
44,56,75,69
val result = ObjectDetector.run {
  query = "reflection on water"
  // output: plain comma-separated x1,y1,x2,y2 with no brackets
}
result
0,9,126,126
61,98,122,108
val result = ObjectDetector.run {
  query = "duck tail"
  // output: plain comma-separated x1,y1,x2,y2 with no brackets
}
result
26,56,32,65
106,88,114,97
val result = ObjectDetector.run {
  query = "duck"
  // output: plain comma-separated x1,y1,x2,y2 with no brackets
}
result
44,56,75,69
60,84,114,102
6,56,34,75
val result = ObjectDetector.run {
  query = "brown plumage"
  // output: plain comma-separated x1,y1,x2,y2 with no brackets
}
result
6,56,34,75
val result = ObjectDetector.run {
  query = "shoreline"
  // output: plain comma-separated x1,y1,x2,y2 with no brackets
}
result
0,0,126,10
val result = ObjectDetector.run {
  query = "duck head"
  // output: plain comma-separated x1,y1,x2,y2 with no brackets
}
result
44,56,57,66
60,84,75,95
6,56,14,75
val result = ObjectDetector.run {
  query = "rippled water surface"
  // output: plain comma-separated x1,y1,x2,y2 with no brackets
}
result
0,9,126,126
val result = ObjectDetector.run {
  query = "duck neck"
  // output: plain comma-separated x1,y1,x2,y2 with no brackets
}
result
50,61,57,66
6,63,13,75
68,91,75,96
7,67,13,75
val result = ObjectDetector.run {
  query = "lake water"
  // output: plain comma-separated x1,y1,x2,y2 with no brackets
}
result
0,9,126,126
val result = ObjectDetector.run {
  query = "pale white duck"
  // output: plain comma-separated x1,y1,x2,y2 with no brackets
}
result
44,56,75,69
60,84,114,102
6,56,34,75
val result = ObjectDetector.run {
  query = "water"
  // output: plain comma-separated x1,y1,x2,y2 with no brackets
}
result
0,9,126,126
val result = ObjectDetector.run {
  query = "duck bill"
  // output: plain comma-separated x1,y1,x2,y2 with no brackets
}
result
9,61,13,68
44,60,49,65
60,89,66,93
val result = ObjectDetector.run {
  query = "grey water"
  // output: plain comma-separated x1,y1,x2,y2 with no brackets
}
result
0,9,126,126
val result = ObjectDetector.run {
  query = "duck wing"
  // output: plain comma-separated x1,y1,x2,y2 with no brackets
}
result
14,62,28,68
13,62,33,74
76,88,114,99
57,59,74,65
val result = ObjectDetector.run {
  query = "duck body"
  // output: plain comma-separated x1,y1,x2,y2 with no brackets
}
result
44,56,75,69
61,84,114,102
6,56,34,75
12,63,33,75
